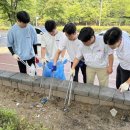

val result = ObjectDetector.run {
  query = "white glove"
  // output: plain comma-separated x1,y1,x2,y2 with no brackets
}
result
70,69,75,77
119,82,129,92
13,54,20,61
41,58,47,63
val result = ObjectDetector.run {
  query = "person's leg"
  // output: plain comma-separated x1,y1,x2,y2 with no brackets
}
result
80,63,87,83
96,68,109,87
17,60,27,73
120,65,130,86
86,67,96,85
71,62,79,82
116,65,122,89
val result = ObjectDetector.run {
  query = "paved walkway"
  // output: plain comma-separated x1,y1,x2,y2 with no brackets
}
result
0,47,118,88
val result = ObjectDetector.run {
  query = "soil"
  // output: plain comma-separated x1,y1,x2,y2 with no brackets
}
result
0,85,130,130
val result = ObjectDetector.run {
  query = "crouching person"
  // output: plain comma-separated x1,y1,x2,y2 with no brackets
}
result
71,27,114,87
53,23,87,83
104,27,130,92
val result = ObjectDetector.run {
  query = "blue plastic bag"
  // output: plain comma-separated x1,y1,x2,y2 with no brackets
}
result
42,59,67,80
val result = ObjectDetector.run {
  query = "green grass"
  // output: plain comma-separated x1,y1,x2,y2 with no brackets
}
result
0,108,48,130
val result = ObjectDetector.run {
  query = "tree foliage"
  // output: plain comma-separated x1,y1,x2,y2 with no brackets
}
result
0,0,130,26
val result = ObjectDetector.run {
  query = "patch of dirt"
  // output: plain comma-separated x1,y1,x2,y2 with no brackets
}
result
0,85,130,130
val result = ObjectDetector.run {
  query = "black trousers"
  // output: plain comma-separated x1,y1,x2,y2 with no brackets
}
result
71,61,87,83
116,64,130,89
17,57,35,73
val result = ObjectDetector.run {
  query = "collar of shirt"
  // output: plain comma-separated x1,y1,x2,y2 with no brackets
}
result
118,38,124,51
89,41,98,50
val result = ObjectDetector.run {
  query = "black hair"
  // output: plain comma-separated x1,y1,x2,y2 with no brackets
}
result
63,23,76,35
45,20,56,32
17,11,30,23
103,27,122,45
78,27,94,42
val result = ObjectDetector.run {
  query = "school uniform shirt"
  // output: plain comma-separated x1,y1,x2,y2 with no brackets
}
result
76,35,113,68
58,37,83,62
7,24,37,60
116,32,130,71
41,31,65,61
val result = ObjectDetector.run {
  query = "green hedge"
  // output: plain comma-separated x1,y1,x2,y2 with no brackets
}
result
1,25,130,33
58,26,130,33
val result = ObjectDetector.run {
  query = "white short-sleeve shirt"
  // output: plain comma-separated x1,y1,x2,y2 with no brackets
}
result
59,37,83,62
41,31,65,61
116,32,130,70
76,35,113,68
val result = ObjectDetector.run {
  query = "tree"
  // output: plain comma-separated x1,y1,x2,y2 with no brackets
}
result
0,0,22,25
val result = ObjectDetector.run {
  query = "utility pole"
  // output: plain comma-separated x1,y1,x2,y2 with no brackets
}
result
99,0,103,26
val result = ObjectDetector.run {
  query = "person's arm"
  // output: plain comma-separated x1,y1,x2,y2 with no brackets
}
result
8,47,15,55
31,26,38,55
41,34,47,62
54,49,62,65
7,30,20,60
126,78,130,85
61,49,66,58
107,54,114,74
51,49,62,72
41,47,46,61
72,58,80,69
33,44,37,55
8,46,20,60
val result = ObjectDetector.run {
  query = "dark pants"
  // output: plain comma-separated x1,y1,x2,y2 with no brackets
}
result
71,61,87,83
17,57,35,73
116,64,130,89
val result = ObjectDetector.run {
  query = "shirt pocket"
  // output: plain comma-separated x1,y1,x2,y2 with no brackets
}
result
84,53,93,62
95,49,104,59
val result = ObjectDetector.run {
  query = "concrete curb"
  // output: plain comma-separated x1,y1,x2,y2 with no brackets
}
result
0,70,130,110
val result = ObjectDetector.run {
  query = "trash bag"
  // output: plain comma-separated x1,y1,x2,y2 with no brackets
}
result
42,59,67,80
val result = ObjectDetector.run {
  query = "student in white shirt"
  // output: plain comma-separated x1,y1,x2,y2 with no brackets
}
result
104,27,130,92
71,27,114,87
41,20,65,62
52,23,87,83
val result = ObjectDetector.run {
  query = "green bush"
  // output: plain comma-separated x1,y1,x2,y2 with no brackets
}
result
0,108,19,130
0,108,48,130
58,25,130,33
1,25,130,34
0,26,9,30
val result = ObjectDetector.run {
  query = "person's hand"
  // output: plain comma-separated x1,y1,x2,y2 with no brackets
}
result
70,69,75,77
119,82,129,92
107,66,113,74
51,65,57,72
35,55,39,63
41,58,47,64
13,54,20,61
